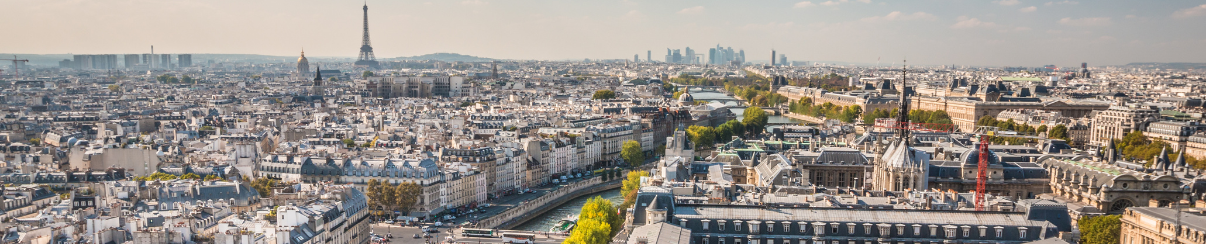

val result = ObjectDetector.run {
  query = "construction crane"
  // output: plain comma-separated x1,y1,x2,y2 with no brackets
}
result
970,126,1046,211
874,121,1047,211
0,56,30,79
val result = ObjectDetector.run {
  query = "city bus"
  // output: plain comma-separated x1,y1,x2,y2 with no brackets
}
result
501,233,536,244
461,228,496,238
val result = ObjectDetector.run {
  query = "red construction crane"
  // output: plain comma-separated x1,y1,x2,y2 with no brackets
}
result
970,126,1044,211
875,121,1047,211
975,130,990,211
0,56,30,79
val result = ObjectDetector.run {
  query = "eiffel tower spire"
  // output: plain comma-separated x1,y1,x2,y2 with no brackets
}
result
355,3,379,68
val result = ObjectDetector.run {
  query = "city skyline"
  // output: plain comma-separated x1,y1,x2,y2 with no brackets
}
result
2,0,1205,66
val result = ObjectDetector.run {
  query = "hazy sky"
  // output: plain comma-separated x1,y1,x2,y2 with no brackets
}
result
3,0,1205,66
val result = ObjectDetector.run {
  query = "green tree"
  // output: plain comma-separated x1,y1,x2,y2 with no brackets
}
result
181,173,201,180
742,107,769,137
977,115,997,126
29,138,41,145
686,125,716,149
620,170,649,210
621,140,644,167
342,138,356,148
662,82,677,93
715,122,735,142
1037,125,1049,135
574,196,621,238
1078,215,1121,244
203,174,222,181
366,179,382,215
380,183,398,217
108,84,120,92
248,177,276,198
564,218,611,244
1049,124,1069,141
362,71,374,78
720,119,745,139
394,182,422,215
592,90,617,100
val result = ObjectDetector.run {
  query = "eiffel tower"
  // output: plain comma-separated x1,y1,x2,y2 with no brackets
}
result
354,3,379,68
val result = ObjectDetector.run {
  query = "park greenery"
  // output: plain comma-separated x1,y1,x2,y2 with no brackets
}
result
1111,130,1206,169
366,179,423,217
592,90,617,100
156,74,198,84
742,107,769,137
686,125,716,150
181,173,201,180
246,176,279,198
132,172,179,181
1078,215,1121,244
684,119,752,150
620,170,649,212
862,108,899,125
787,97,862,123
621,140,644,167
565,196,622,244
976,116,1057,144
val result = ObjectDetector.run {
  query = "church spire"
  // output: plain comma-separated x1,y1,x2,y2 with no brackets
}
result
314,65,322,84
896,59,911,144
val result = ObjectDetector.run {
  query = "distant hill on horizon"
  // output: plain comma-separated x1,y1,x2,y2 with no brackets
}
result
392,53,495,62
1123,62,1206,70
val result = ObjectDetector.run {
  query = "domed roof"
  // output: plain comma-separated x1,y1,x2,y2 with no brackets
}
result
298,51,309,64
677,89,694,104
960,144,1002,168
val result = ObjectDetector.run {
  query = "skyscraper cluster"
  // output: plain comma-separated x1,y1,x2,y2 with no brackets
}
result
63,53,192,70
707,45,744,65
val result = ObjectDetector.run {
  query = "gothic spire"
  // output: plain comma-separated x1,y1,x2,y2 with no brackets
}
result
896,60,911,143
314,65,322,84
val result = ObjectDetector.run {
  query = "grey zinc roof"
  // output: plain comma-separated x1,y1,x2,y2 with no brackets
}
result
1128,207,1206,233
628,222,692,244
675,206,1047,227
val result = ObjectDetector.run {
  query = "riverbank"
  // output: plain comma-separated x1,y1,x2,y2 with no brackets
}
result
781,112,827,124
477,176,623,229
512,188,622,232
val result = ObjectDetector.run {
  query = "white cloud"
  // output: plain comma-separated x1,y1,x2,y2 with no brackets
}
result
1019,6,1037,13
1125,14,1137,19
1058,17,1111,26
994,0,1020,6
793,1,816,8
951,16,999,29
1173,4,1206,18
677,6,704,14
860,11,936,22
812,0,869,7
459,0,488,6
1014,26,1032,31
1044,1,1078,6
621,10,643,20
741,22,796,31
